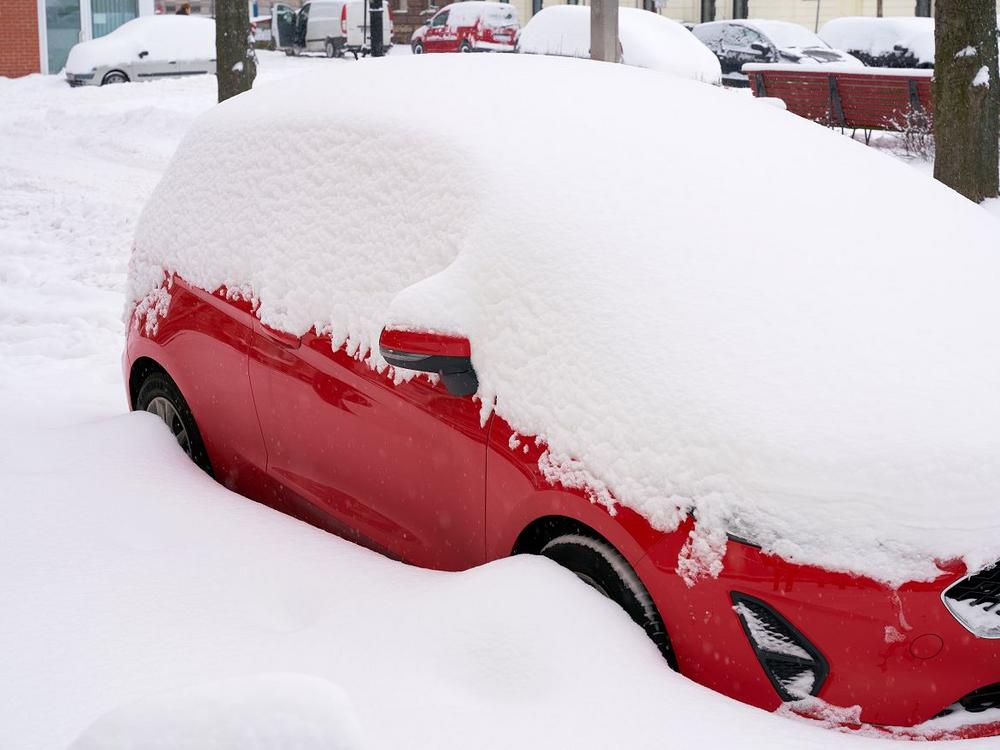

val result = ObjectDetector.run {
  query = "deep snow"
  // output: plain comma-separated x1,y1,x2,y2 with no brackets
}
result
3,51,1000,750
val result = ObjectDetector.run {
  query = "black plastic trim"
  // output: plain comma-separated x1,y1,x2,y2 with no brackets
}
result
380,346,478,397
730,592,829,702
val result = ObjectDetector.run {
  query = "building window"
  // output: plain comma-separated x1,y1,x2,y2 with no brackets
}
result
700,0,715,22
915,0,931,17
732,0,747,19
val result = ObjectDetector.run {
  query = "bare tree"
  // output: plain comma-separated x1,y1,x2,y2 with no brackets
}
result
933,0,999,203
216,0,257,103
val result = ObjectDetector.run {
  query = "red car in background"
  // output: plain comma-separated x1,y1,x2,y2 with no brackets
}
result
411,1,519,54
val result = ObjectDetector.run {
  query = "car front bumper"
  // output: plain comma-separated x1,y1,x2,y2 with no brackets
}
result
638,518,1000,732
65,72,96,87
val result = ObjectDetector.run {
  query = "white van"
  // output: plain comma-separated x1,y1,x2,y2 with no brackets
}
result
272,0,391,58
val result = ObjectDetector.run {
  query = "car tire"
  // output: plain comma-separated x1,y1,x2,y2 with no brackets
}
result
101,69,129,85
412,41,424,54
136,371,213,475
458,39,473,53
540,533,676,667
325,39,336,58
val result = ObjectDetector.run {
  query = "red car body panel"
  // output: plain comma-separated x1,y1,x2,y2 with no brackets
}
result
125,276,1000,734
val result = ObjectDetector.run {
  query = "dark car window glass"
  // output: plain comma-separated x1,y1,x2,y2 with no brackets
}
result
431,10,448,27
722,24,767,51
692,24,725,52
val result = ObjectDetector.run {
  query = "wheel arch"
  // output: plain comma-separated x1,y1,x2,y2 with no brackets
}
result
128,356,168,409
512,514,614,556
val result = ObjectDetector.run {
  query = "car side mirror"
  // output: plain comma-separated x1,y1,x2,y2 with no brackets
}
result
379,328,478,397
750,43,769,57
138,50,149,58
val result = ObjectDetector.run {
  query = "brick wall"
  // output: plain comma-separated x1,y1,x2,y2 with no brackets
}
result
0,0,41,77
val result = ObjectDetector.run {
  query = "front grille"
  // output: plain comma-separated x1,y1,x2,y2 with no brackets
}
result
960,683,1000,713
943,563,1000,638
731,593,829,701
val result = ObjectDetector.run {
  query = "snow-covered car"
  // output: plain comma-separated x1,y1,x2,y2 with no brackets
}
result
819,16,934,69
410,2,519,54
64,16,215,86
517,6,722,85
693,19,862,86
125,54,1000,738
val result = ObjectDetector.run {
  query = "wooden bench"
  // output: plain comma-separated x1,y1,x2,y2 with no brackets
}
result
744,64,934,141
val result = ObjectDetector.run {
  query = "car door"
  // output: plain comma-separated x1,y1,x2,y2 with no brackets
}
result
271,2,298,50
424,9,449,52
721,24,774,76
247,326,490,571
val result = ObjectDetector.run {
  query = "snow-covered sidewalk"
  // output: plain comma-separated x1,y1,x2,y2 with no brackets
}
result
1,54,998,749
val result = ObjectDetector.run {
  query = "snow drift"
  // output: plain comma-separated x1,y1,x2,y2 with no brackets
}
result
517,6,722,85
130,54,1000,587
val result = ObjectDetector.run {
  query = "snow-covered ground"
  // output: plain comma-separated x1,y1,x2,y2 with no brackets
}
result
2,53,999,749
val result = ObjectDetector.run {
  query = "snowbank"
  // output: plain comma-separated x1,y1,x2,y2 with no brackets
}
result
65,16,215,75
69,674,367,750
517,6,722,85
819,17,934,67
131,54,1000,587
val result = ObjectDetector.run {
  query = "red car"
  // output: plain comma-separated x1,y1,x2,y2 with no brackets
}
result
124,56,1000,739
410,1,519,54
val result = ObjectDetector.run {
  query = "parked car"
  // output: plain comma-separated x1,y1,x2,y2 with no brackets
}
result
517,6,721,85
64,16,214,86
819,17,934,69
693,19,862,87
410,1,519,54
272,0,391,58
125,54,1000,739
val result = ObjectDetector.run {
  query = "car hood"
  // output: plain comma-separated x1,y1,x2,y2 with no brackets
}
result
777,46,864,66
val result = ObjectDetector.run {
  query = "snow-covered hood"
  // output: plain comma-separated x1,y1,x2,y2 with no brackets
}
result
65,16,215,74
777,46,863,66
131,55,1000,588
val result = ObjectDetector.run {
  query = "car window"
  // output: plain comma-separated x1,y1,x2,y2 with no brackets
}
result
693,24,725,53
431,10,449,27
722,24,767,50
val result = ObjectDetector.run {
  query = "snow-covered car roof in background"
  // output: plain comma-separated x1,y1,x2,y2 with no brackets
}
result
444,1,519,26
518,6,722,85
728,18,830,50
65,16,215,75
819,16,934,65
131,54,1000,588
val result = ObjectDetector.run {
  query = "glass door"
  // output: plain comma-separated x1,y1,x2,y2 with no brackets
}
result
45,0,81,72
91,0,138,39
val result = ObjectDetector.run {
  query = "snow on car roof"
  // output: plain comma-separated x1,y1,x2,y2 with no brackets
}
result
65,16,215,74
131,54,1000,587
518,6,722,85
820,16,935,64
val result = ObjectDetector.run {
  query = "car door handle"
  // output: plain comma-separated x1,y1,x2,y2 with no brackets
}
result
259,324,302,349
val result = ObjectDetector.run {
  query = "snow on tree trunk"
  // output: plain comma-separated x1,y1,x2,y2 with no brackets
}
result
933,0,999,203
216,0,257,104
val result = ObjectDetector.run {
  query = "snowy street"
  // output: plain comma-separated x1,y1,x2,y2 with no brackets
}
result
3,51,1000,749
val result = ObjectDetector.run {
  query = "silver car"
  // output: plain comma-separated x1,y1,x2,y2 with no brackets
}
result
64,16,216,87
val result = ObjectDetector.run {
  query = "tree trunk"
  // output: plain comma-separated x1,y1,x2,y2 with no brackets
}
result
933,0,999,203
216,0,257,103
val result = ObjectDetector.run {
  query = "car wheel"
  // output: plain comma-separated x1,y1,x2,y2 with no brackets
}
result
412,41,424,54
136,371,213,475
325,40,336,58
101,70,129,85
458,40,473,53
540,533,676,666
